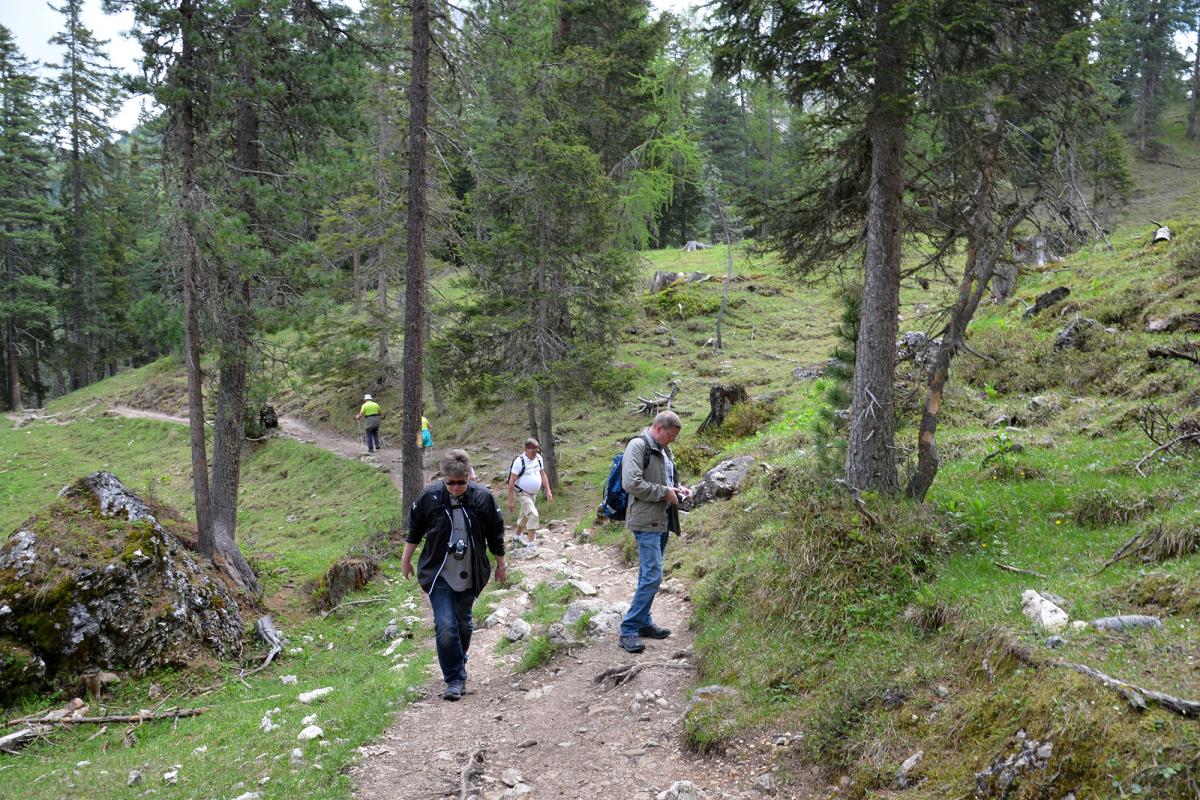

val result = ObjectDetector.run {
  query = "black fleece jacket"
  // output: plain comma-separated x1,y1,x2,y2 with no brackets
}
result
406,480,506,597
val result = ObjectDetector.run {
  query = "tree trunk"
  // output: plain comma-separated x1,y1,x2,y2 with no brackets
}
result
401,0,431,522
1188,23,1200,141
66,3,90,392
845,0,909,493
352,249,362,309
710,184,735,351
4,229,21,411
527,399,539,440
33,338,44,408
374,64,392,363
177,0,214,557
697,383,747,433
203,1,261,595
538,398,558,489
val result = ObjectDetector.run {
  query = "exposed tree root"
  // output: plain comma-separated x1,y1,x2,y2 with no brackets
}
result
459,747,484,800
1051,660,1200,717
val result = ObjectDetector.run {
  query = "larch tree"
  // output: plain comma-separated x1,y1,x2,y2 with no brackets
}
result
904,0,1128,501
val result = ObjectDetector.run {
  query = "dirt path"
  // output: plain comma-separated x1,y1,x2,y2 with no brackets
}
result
100,403,797,799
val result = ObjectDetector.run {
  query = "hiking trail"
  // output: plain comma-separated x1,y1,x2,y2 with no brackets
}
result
96,404,802,799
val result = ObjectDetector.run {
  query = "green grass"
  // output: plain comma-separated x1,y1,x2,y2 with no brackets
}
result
2,562,430,800
0,414,401,597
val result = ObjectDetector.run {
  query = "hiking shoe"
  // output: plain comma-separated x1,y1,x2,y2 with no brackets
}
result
618,635,645,653
443,679,464,701
638,624,671,639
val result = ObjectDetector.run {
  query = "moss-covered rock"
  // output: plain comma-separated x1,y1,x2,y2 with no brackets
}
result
0,472,244,705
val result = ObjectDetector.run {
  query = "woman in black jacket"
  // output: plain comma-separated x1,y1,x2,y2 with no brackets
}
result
402,449,506,701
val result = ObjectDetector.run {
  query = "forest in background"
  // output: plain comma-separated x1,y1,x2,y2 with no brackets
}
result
4,0,1200,579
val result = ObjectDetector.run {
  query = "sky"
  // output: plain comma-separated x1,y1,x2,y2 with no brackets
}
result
1,0,705,135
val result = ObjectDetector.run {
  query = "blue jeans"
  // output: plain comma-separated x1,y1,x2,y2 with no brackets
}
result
428,577,474,683
365,426,380,451
620,531,669,637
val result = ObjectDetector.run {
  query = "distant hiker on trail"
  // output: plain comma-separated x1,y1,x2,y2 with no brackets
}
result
617,410,691,654
508,438,552,546
421,413,434,449
402,449,506,702
356,394,382,453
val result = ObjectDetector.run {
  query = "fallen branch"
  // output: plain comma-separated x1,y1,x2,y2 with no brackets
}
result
322,595,389,617
1148,345,1200,366
1051,660,1200,717
0,727,41,753
1133,432,1200,476
240,615,284,678
593,659,693,690
459,747,484,800
5,707,209,727
835,478,881,529
991,561,1047,579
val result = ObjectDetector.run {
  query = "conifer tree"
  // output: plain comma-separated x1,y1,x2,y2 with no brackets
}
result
0,27,57,412
47,0,123,390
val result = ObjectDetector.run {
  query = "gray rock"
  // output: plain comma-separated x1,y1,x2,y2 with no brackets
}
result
753,773,777,794
975,735,1055,797
587,610,623,635
896,331,942,370
657,780,703,800
562,599,606,626
566,579,597,596
1089,615,1162,632
1044,635,1066,649
895,750,924,789
505,619,532,642
500,768,523,788
547,623,572,646
0,473,243,703
689,456,756,508
126,770,142,787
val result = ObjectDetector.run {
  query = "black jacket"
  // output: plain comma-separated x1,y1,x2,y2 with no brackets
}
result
407,480,505,597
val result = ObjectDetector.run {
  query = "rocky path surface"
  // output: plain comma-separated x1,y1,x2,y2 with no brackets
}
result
98,403,802,799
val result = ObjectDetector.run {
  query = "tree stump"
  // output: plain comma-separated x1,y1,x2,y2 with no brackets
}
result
321,557,379,609
697,383,748,433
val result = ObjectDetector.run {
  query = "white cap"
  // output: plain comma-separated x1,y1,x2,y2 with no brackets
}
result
363,394,372,401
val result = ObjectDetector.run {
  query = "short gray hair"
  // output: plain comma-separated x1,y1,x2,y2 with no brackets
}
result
441,449,472,478
652,410,682,431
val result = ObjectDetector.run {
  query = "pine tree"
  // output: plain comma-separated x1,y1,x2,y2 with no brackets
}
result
0,27,58,412
47,0,123,390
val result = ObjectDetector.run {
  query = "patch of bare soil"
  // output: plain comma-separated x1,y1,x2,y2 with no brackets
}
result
349,518,814,800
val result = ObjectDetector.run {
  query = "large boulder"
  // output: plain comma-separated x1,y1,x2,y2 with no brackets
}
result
0,473,244,703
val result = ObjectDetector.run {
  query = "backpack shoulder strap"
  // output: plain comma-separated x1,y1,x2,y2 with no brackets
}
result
640,432,655,470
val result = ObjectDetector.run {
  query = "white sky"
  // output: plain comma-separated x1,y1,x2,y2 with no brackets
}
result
1,0,704,134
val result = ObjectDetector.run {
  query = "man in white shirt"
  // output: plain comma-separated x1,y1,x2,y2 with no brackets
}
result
507,438,553,545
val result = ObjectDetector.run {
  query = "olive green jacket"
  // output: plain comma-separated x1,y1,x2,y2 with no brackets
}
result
621,432,680,533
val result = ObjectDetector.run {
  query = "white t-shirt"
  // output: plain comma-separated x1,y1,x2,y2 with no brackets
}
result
510,454,544,495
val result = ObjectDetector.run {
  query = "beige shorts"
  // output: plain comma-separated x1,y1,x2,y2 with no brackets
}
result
515,492,539,530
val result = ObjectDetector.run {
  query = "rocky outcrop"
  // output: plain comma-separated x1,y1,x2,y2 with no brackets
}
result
689,456,756,508
0,473,244,703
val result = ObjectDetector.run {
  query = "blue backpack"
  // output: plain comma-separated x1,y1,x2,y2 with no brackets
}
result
598,435,654,522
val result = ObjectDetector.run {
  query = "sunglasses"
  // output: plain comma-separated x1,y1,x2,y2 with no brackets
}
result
445,479,467,486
